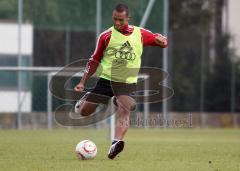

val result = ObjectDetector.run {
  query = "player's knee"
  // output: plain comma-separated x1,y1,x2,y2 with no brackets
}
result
130,103,137,111
75,101,95,116
79,106,95,116
125,101,137,112
118,102,136,113
80,108,93,116
116,96,136,112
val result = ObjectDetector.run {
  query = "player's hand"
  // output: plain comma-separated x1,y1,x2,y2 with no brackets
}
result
155,34,168,48
74,83,85,92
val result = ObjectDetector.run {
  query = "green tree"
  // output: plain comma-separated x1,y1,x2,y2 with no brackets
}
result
0,0,17,20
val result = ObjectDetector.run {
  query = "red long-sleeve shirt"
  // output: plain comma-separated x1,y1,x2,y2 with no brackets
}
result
85,24,167,77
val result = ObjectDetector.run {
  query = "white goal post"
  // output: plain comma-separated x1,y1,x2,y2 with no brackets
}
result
0,66,150,139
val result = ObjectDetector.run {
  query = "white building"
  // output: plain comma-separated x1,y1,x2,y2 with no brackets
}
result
0,22,33,112
227,0,240,58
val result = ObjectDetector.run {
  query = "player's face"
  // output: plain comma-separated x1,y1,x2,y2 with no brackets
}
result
112,10,129,31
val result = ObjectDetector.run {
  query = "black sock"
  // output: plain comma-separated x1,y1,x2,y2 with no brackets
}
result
112,140,118,145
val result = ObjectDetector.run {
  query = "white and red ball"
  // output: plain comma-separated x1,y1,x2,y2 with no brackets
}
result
75,140,97,160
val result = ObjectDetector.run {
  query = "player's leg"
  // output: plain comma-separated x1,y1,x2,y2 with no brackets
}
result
114,95,136,139
108,95,136,159
74,93,99,116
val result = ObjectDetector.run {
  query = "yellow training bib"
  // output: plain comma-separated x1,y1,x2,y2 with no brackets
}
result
97,26,143,83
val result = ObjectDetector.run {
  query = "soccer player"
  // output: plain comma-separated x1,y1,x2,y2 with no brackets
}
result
74,3,168,159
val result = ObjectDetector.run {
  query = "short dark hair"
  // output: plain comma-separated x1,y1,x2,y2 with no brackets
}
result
114,3,129,16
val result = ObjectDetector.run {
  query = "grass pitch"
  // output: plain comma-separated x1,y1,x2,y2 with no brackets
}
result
0,128,239,171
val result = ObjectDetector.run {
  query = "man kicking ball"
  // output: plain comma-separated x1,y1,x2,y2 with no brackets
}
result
74,3,168,159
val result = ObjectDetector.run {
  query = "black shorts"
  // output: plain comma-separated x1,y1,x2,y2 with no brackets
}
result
84,78,136,104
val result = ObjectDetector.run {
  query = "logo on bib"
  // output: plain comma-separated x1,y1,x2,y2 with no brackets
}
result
105,41,136,61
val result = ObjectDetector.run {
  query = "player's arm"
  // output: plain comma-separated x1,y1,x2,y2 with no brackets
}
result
140,28,168,48
74,59,99,92
74,31,110,92
154,33,168,47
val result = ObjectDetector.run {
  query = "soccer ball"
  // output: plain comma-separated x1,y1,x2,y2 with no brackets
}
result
75,140,97,160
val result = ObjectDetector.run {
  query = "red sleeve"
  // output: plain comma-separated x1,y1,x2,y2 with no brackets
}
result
84,30,112,75
140,28,167,48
